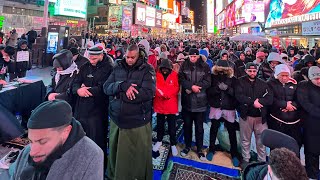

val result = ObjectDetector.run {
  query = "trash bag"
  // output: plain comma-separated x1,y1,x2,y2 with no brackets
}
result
0,104,24,143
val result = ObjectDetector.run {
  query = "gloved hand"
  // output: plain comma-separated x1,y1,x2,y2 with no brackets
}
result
218,82,228,91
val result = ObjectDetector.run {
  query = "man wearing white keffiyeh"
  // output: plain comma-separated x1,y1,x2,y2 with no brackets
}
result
46,49,79,104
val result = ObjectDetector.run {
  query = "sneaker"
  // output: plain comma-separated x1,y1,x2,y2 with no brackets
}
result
0,149,20,169
180,147,190,157
198,152,206,161
206,151,215,161
232,157,240,167
171,145,178,156
152,141,162,152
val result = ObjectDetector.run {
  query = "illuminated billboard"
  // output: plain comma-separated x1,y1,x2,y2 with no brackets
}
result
146,6,156,27
159,0,168,9
265,0,320,28
235,0,265,25
216,0,223,15
207,0,215,33
54,0,87,18
217,10,226,29
135,3,146,25
225,2,235,28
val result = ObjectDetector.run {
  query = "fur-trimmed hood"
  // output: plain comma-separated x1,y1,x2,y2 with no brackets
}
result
212,65,234,78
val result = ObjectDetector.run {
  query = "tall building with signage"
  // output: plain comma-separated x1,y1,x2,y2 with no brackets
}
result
0,0,87,35
265,0,320,47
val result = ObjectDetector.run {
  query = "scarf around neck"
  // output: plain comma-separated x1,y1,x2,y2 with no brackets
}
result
20,118,85,180
55,62,79,85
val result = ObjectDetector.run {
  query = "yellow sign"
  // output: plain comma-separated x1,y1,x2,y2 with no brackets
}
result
66,20,79,24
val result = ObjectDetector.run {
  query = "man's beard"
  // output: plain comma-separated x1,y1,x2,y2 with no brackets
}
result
32,140,64,165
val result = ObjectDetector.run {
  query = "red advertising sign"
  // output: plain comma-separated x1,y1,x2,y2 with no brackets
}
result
272,36,280,49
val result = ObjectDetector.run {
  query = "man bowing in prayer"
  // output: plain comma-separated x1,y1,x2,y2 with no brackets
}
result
104,44,156,180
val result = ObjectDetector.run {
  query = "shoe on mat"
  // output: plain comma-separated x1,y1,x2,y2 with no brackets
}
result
152,141,162,152
232,156,240,167
171,145,178,156
198,152,206,161
180,147,190,157
206,151,215,161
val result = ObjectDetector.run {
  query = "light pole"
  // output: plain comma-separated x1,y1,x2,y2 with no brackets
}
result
92,16,99,33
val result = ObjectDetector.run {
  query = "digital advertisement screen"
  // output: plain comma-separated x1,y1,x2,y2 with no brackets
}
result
207,0,215,33
135,3,146,25
47,32,59,54
235,0,265,25
156,10,163,28
54,0,87,18
217,10,226,29
108,6,123,29
265,0,320,28
122,6,133,30
159,0,168,9
216,0,223,15
225,2,235,28
146,6,156,27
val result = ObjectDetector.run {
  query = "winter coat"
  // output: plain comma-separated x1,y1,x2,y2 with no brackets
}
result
297,80,320,154
179,56,211,112
235,75,273,123
46,73,77,104
242,162,268,180
148,50,157,70
154,71,180,114
258,62,273,81
7,33,18,47
267,77,300,123
8,43,31,74
74,54,88,69
26,30,37,43
104,49,156,129
73,57,113,119
206,65,238,110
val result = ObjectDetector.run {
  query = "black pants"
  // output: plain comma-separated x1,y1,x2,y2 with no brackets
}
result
209,118,238,157
268,118,303,148
156,114,177,145
183,110,204,152
305,150,319,179
9,71,27,81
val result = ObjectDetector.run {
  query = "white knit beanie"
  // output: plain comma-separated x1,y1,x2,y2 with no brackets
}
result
274,64,291,78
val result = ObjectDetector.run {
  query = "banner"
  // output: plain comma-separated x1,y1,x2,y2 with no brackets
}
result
122,6,133,30
207,0,215,33
108,6,123,29
302,20,320,35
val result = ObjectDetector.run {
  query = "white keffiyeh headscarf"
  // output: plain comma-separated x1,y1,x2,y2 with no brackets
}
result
55,62,79,84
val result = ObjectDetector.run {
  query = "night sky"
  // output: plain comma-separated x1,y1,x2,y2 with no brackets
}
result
190,0,206,31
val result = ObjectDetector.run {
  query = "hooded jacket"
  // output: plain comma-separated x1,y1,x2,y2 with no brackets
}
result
8,40,31,74
168,48,177,63
154,59,180,114
178,56,211,112
138,39,157,70
206,62,238,110
115,48,124,60
104,48,156,129
200,49,214,72
267,77,300,123
258,53,284,81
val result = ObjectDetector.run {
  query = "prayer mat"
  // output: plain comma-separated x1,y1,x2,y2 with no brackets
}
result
164,160,240,180
152,119,184,170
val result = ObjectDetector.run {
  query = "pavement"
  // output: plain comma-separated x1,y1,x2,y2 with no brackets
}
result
26,66,52,86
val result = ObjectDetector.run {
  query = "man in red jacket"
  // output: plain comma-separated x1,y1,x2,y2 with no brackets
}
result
153,59,180,156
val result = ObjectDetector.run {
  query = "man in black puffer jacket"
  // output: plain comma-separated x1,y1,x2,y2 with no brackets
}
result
236,62,273,167
72,45,113,167
179,48,211,161
267,64,302,148
206,60,240,166
104,44,155,180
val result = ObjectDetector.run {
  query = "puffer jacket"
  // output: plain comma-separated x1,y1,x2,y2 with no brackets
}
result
206,65,238,110
267,77,300,123
258,62,273,81
242,162,268,180
179,56,211,112
104,48,156,129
